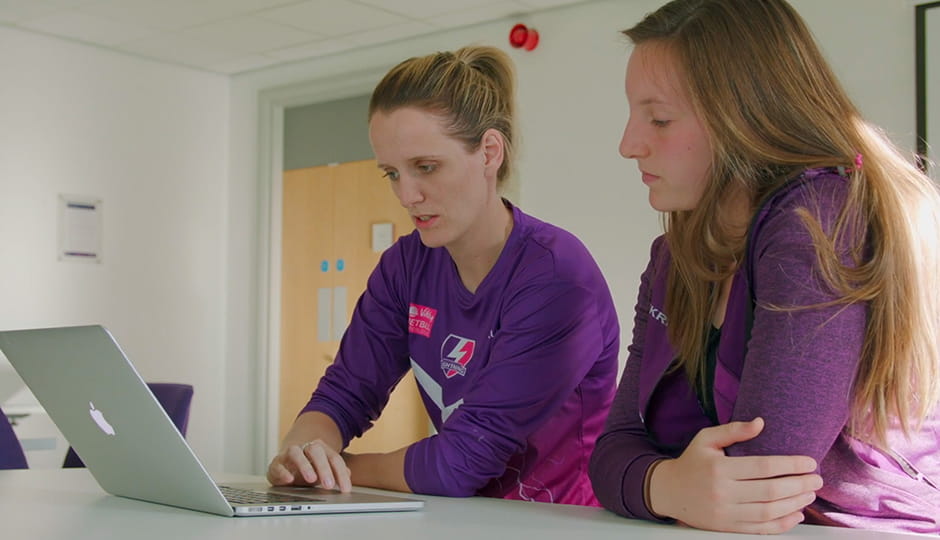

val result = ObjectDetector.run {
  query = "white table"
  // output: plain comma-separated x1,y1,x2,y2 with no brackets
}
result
0,469,925,539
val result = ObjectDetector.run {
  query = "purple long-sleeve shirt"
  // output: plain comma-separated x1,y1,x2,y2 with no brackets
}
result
589,169,940,533
304,203,619,505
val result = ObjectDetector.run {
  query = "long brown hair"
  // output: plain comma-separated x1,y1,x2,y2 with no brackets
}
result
368,45,516,185
625,0,940,445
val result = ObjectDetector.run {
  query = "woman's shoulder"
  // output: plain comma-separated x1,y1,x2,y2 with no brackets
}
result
744,168,859,282
521,214,589,255
754,168,850,224
510,206,605,284
748,168,852,246
500,208,619,335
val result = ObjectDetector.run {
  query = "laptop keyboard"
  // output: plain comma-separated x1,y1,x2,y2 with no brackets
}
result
218,485,323,504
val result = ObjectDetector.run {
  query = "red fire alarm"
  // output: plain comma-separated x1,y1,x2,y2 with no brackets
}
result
508,23,539,51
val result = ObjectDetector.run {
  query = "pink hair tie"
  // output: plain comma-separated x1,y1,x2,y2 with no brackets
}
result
839,153,863,176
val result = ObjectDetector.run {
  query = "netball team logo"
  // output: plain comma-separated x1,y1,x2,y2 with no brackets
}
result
440,334,476,378
408,303,437,338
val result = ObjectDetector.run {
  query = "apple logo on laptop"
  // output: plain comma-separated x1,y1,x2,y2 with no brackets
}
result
89,402,115,436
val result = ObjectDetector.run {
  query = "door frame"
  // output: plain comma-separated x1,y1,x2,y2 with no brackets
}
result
256,67,389,464
916,1,940,175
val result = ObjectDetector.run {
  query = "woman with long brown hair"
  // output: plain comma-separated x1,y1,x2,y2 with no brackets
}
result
590,0,940,533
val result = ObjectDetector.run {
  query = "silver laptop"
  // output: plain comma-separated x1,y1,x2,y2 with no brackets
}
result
0,325,424,517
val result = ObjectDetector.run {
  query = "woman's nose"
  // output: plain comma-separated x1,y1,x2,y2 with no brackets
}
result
619,120,649,159
395,176,424,207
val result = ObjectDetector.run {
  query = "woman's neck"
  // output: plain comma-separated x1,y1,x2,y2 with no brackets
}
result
448,199,514,294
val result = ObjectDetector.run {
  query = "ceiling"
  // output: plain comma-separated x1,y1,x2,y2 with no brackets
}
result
0,0,590,75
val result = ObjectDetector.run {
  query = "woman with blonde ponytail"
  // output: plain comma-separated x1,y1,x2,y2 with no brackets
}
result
589,0,940,534
268,46,619,506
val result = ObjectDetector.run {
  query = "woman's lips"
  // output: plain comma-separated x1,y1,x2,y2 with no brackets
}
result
413,215,439,229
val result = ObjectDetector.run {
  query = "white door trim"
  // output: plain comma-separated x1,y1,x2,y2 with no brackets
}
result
255,67,389,467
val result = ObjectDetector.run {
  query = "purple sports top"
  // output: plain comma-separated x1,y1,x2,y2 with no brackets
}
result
589,169,940,533
303,202,619,506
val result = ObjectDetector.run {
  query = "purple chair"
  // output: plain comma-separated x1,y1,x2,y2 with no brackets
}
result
63,382,193,468
0,406,29,469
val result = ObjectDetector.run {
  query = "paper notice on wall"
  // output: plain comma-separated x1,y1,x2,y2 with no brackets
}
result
332,286,347,341
371,222,394,252
58,195,101,262
317,288,331,343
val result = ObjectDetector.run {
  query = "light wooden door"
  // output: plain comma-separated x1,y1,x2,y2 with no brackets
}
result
280,159,428,454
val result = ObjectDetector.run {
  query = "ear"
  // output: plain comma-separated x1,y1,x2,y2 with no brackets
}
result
480,128,505,180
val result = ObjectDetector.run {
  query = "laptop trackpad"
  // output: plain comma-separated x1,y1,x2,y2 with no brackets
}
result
223,483,356,501
224,483,422,505
265,485,343,498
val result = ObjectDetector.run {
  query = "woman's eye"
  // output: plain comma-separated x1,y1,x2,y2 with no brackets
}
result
382,170,399,181
651,119,671,128
417,163,437,174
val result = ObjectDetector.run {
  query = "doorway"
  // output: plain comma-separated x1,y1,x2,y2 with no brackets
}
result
255,67,418,466
279,159,428,452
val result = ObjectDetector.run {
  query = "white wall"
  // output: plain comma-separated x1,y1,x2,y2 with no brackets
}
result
228,0,919,473
0,27,230,470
